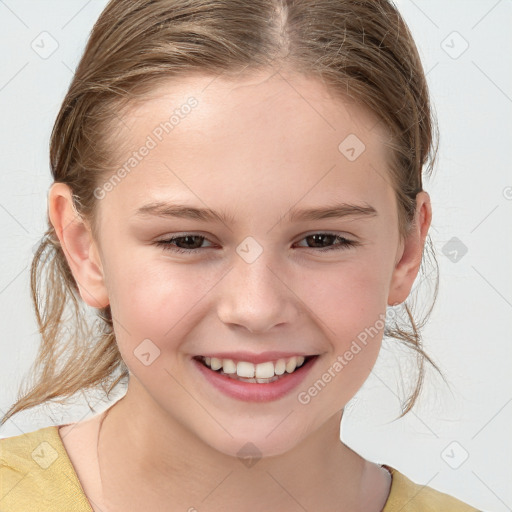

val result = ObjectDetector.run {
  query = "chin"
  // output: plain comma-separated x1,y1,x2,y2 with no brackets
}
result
202,414,313,460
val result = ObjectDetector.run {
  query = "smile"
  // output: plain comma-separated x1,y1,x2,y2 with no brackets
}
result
192,354,320,401
195,355,315,383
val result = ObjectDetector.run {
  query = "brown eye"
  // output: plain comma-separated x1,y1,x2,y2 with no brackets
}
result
296,233,358,252
156,234,210,253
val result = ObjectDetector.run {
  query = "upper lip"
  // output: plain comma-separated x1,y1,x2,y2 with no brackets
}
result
194,351,317,364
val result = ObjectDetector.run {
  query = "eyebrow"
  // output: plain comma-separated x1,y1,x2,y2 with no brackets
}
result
134,201,378,224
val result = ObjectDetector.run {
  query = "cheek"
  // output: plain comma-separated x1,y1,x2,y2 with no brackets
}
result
106,263,216,388
105,255,215,352
303,262,388,390
306,259,389,336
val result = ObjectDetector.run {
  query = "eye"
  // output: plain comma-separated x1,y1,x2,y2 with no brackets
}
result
155,232,359,254
155,234,212,254
294,233,359,252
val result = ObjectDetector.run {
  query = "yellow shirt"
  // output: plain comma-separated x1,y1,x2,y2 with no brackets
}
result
1,426,482,511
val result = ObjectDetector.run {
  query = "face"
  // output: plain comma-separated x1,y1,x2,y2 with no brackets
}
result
52,69,428,459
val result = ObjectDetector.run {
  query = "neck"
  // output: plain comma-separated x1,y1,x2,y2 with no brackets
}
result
97,380,372,511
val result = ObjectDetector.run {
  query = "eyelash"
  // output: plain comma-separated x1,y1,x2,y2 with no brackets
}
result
155,233,359,254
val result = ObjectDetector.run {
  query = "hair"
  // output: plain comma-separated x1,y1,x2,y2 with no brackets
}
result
1,0,447,427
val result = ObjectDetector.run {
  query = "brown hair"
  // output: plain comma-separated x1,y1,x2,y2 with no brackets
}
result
1,0,447,427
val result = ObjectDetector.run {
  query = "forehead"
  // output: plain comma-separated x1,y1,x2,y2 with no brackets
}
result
103,70,395,220
121,70,387,142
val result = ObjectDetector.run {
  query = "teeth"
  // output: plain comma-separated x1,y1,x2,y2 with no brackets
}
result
237,361,255,378
255,361,274,379
285,356,297,373
201,354,309,378
274,359,286,375
222,359,237,374
210,357,222,371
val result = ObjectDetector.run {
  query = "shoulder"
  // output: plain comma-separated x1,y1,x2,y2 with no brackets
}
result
381,465,482,512
0,425,92,511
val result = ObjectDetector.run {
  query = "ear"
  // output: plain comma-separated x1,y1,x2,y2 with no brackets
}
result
47,182,109,309
387,191,432,306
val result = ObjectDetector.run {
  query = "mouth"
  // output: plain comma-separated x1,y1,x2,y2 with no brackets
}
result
192,354,319,402
192,354,319,384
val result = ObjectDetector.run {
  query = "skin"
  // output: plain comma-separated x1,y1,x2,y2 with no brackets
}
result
49,69,431,511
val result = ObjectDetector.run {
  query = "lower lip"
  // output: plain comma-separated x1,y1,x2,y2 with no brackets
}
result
192,356,319,402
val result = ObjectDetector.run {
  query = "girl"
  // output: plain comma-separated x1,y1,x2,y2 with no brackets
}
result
1,0,482,510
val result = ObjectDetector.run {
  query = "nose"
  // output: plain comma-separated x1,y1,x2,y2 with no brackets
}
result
216,250,299,334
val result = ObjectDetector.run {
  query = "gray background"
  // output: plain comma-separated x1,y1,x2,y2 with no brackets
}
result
0,1,511,510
